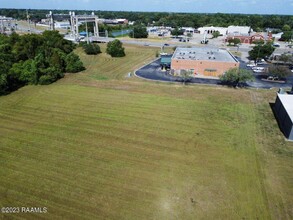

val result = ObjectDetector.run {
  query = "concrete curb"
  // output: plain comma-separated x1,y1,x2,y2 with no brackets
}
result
134,59,223,86
134,59,292,90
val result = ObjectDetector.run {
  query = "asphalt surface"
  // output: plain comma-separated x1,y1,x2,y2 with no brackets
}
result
136,59,221,85
136,58,293,89
237,57,293,89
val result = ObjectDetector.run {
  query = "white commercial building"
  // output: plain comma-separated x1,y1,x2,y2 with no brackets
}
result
198,26,228,35
55,21,70,29
275,93,293,140
227,26,252,35
182,27,196,34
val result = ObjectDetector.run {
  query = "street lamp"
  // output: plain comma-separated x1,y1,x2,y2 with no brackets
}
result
26,9,31,33
85,20,89,44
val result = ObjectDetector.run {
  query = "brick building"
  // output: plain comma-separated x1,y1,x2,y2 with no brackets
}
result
226,33,273,44
171,47,239,77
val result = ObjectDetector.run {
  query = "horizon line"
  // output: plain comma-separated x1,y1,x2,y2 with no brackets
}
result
1,7,292,16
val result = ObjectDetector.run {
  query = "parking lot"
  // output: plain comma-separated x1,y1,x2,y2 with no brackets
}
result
136,57,293,89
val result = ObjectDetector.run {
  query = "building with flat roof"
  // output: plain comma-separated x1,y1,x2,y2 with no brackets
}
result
197,26,252,36
55,21,70,29
198,26,228,35
171,47,239,77
227,26,252,35
275,93,293,140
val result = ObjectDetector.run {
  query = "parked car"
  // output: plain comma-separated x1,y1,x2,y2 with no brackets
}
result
253,69,264,73
267,76,280,81
247,63,256,67
252,66,265,71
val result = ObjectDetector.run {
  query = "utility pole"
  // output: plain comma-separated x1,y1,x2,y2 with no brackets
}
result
49,11,54,31
85,21,89,44
0,19,3,34
256,45,261,64
26,9,31,33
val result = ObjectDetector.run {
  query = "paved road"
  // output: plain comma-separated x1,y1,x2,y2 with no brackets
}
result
136,58,293,89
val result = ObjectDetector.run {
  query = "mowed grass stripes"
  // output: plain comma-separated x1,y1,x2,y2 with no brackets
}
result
71,44,158,83
0,84,275,219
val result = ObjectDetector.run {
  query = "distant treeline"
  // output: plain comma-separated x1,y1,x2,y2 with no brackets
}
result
0,31,84,95
1,9,293,30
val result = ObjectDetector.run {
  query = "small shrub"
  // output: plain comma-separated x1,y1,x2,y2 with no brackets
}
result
106,39,125,57
83,43,101,55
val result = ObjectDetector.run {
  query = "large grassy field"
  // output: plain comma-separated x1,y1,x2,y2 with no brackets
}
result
0,44,292,219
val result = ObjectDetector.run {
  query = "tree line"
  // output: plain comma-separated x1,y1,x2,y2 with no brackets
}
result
0,31,84,95
1,9,293,30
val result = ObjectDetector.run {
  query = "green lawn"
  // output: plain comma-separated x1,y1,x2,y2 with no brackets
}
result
71,44,158,81
0,44,292,219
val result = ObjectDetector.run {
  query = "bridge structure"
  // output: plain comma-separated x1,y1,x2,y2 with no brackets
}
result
69,12,99,41
46,11,70,31
47,11,100,42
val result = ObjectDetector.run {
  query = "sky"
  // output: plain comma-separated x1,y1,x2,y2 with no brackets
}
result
1,0,293,15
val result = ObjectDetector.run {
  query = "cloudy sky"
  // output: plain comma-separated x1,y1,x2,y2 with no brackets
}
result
1,0,293,15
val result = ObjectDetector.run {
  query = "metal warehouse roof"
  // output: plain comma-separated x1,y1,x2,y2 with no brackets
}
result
278,93,293,122
172,47,238,63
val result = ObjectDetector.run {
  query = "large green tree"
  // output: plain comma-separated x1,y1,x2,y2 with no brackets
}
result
248,42,275,62
0,31,84,95
129,25,148,38
171,27,184,36
280,31,293,42
268,65,291,78
220,68,254,87
106,39,125,57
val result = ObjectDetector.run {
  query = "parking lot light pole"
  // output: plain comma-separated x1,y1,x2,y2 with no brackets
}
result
85,21,89,44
